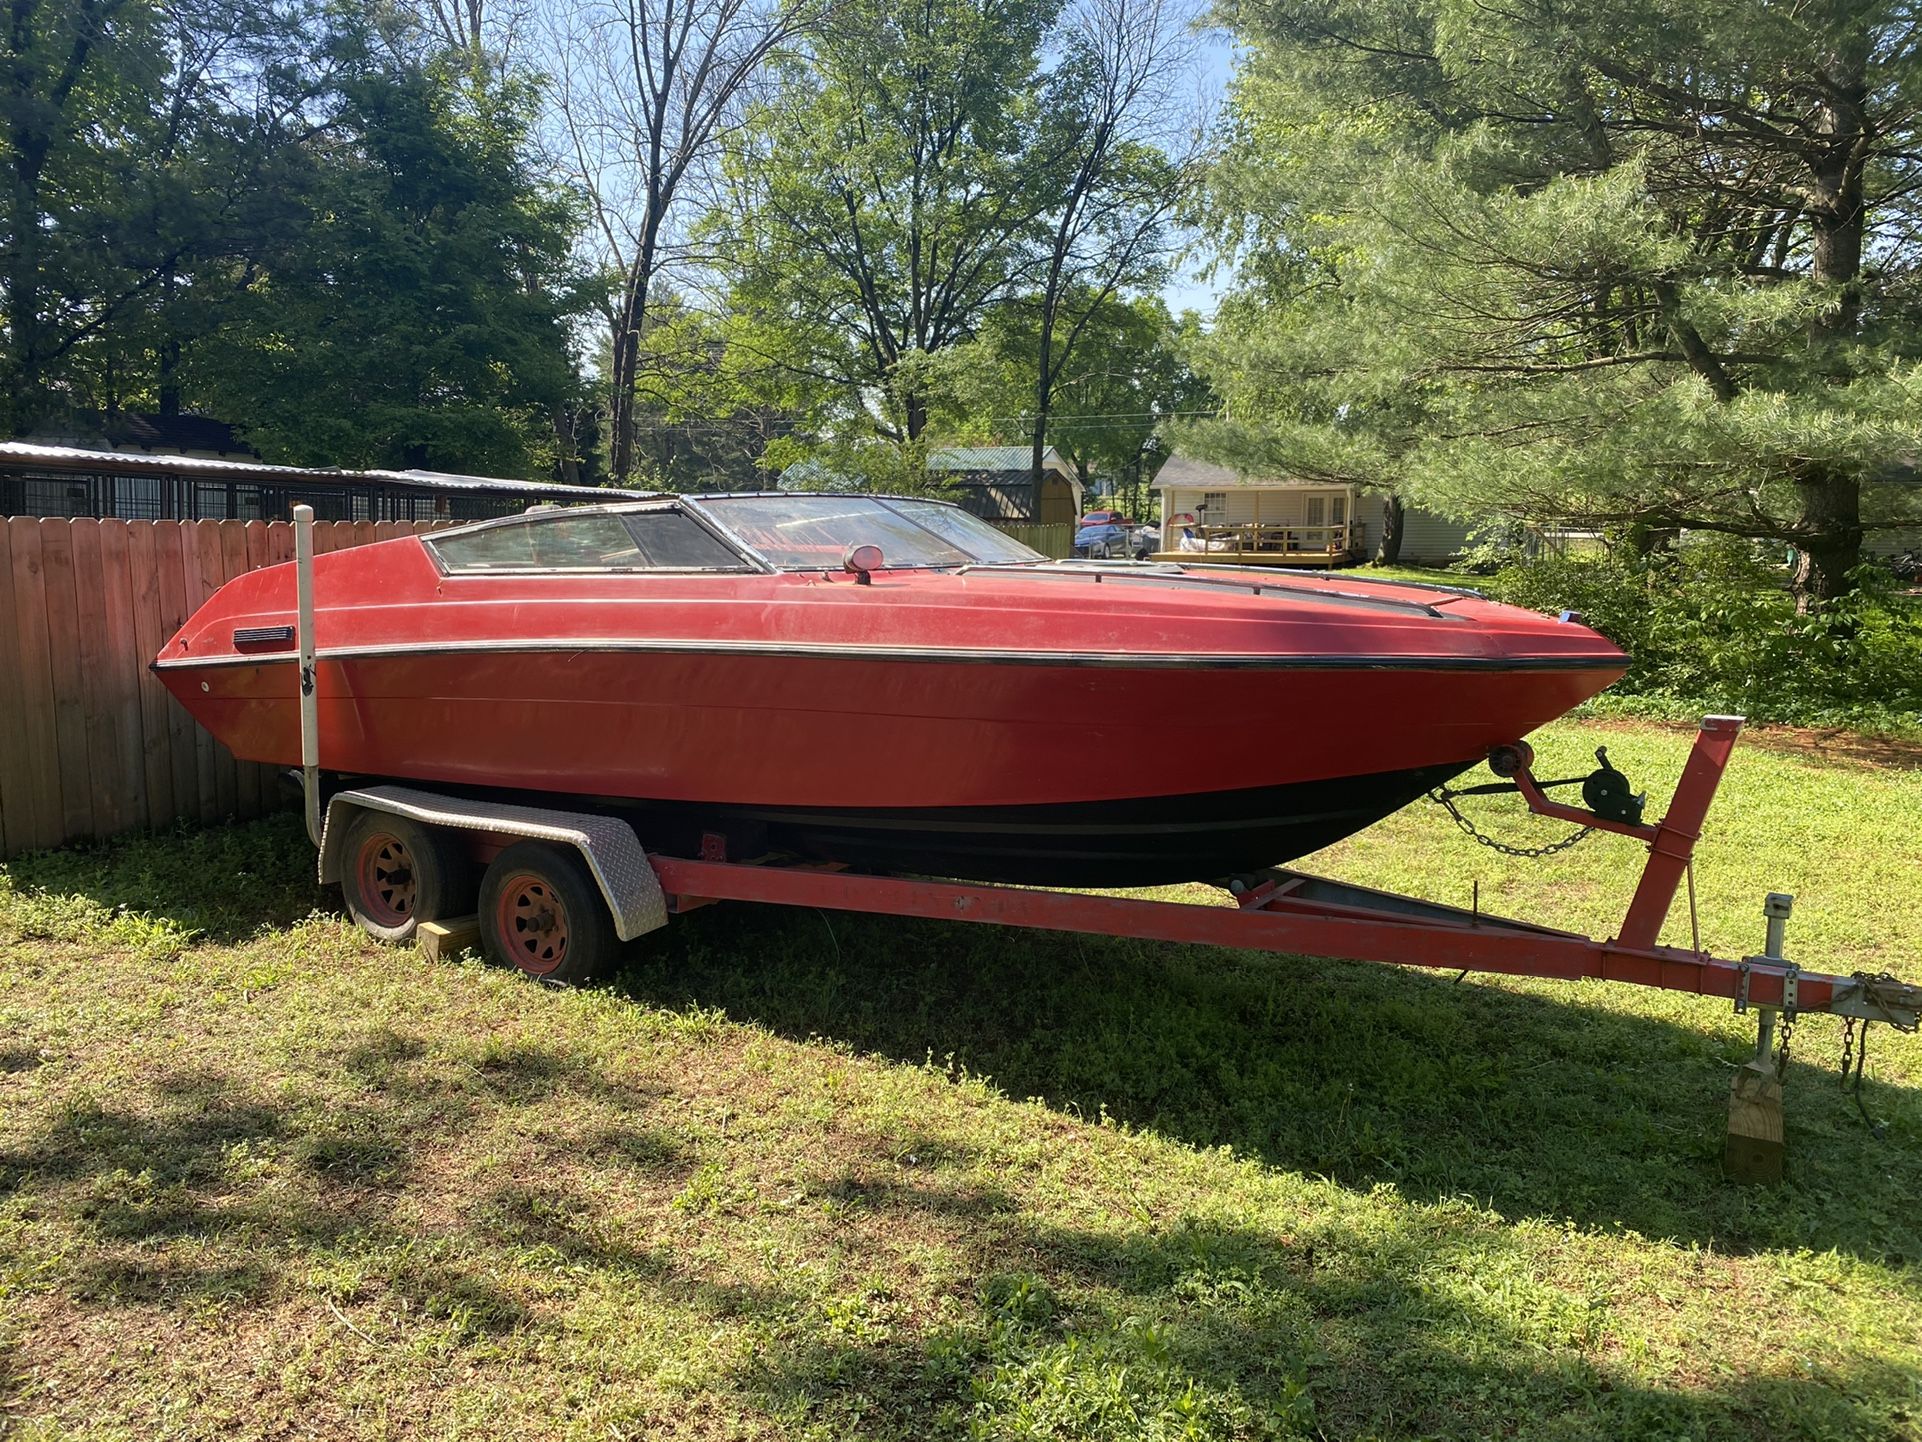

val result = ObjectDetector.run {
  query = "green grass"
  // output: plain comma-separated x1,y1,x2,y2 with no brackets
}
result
3,717,1921,1439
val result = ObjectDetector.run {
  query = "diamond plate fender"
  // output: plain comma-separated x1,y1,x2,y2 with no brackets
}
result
318,785,668,941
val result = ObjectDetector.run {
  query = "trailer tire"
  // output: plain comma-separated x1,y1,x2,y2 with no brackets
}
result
480,841,618,985
339,812,473,943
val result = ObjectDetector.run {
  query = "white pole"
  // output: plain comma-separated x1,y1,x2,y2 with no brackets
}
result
293,504,321,846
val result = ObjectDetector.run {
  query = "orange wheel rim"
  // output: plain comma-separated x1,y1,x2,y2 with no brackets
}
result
495,873,569,975
354,833,417,927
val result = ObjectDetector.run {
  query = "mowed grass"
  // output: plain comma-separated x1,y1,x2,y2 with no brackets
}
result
2,718,1920,1439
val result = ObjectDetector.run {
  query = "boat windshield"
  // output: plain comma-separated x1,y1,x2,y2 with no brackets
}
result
699,495,1046,570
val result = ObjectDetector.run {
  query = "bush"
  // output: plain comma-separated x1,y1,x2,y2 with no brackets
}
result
1485,537,1922,733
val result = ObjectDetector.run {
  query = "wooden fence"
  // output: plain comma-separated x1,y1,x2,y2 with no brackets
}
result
0,517,442,861
989,520,1075,559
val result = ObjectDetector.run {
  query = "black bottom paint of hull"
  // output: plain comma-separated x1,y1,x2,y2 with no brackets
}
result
737,761,1476,885
326,761,1478,888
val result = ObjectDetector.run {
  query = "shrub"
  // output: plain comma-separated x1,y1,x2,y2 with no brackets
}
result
1486,537,1922,732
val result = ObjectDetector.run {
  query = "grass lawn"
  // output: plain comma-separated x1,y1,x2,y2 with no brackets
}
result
2,717,1921,1439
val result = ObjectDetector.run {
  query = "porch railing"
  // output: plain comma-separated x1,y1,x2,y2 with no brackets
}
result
1173,522,1356,557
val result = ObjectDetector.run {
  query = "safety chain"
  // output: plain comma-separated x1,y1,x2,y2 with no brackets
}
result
1839,1013,1882,1137
1427,787,1595,859
1775,1015,1795,1082
1836,971,1918,1139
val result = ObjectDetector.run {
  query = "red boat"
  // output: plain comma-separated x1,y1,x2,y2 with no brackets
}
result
154,493,1627,884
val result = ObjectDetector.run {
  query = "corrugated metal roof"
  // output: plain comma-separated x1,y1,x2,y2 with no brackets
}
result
926,445,1064,471
0,442,622,500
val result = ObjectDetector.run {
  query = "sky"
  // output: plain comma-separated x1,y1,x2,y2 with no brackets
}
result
1158,26,1240,320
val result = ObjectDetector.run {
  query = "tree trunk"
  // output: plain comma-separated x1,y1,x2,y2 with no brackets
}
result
1790,35,1870,609
1029,413,1049,522
1790,469,1862,611
1030,301,1057,507
1375,493,1405,565
1621,516,1678,558
551,404,581,485
5,156,46,434
608,221,660,485
607,278,642,484
157,270,181,417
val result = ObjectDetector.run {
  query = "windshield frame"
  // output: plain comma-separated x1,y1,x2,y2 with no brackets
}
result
684,492,1049,572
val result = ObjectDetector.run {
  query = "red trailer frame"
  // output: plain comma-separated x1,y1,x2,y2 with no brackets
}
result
647,717,1916,1032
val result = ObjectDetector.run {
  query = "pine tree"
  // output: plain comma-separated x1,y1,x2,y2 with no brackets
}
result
1198,0,1922,605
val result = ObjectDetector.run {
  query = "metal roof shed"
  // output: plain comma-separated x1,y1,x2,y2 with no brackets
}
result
0,443,623,523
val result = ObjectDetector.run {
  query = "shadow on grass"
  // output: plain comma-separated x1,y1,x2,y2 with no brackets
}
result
0,1028,681,1314
619,902,1922,1265
735,1189,1913,1438
2,808,322,944
2,982,1909,1438
13,814,1920,1266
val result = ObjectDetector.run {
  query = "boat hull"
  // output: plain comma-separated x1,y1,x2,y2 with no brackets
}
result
163,644,1615,883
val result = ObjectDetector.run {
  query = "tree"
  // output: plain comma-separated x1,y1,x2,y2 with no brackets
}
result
0,0,324,431
942,292,1208,497
621,295,823,488
186,50,588,475
713,0,1061,451
1199,0,1922,605
1018,0,1199,491
548,0,814,484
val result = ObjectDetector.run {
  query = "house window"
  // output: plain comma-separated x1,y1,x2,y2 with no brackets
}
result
1201,491,1227,514
1306,496,1326,528
1331,495,1347,525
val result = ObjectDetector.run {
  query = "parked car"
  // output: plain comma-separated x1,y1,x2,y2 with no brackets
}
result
1074,520,1158,560
1078,509,1131,528
1073,522,1129,558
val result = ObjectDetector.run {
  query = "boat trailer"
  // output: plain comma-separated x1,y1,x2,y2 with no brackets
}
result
287,508,1920,1183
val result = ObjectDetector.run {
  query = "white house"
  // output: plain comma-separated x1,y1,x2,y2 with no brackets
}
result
1152,454,1471,566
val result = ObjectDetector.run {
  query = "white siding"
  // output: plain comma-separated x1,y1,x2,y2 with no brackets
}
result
1155,482,1469,563
1160,486,1351,528
1866,527,1922,557
1347,491,1471,564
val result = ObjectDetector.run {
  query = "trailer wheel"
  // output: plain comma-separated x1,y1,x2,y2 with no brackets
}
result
480,841,618,984
340,812,472,943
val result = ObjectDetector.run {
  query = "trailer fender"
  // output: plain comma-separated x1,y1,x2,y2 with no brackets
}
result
318,785,667,941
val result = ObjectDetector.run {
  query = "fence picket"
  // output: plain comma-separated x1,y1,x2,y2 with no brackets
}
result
127,524,176,829
68,520,128,838
98,521,147,833
152,523,198,830
0,522,19,856
6,520,61,851
38,522,95,843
